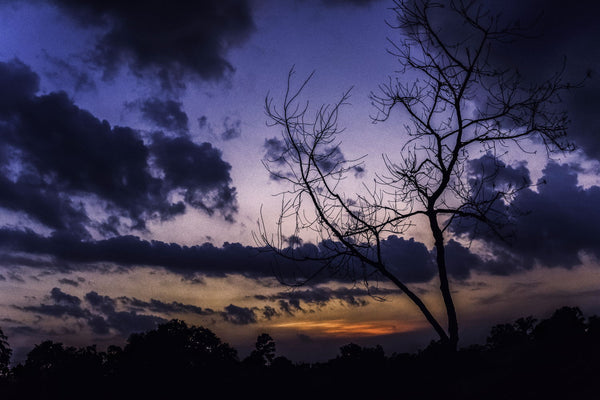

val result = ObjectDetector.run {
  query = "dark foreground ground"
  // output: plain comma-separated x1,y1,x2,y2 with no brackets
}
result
0,305,598,399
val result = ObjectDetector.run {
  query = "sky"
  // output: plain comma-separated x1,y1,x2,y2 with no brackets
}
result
0,0,599,363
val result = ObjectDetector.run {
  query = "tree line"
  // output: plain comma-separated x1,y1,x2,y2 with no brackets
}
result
0,305,598,399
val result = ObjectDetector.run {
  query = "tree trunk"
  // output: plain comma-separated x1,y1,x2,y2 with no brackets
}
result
379,268,450,344
429,213,459,351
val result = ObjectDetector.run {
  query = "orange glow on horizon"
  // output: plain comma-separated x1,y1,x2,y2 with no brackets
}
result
272,319,418,337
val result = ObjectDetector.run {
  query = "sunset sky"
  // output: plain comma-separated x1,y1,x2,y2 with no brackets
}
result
0,0,599,363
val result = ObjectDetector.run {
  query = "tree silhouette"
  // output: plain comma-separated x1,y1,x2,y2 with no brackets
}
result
22,341,72,375
260,0,575,351
532,306,587,352
0,327,10,376
337,343,385,366
486,316,536,350
117,319,239,397
245,333,276,367
122,319,238,373
10,341,109,399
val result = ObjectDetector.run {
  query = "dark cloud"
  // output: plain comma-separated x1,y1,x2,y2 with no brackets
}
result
263,137,288,167
444,240,484,281
196,115,242,141
151,133,238,221
263,138,365,180
198,116,209,131
0,227,481,284
41,0,255,88
450,153,532,240
20,288,219,336
287,299,304,312
87,314,110,335
454,157,600,272
115,295,275,326
118,296,215,317
50,287,81,306
18,286,275,342
21,288,89,320
486,0,600,159
0,174,90,237
255,286,392,314
315,146,349,173
262,305,279,320
499,162,600,269
7,147,592,282
85,291,116,314
58,278,80,287
102,311,166,335
221,304,257,325
380,236,437,283
0,59,237,234
138,98,189,134
277,299,298,316
0,58,39,107
45,287,164,334
468,153,532,191
221,117,242,141
419,0,600,159
0,230,270,277
0,59,162,230
21,303,89,319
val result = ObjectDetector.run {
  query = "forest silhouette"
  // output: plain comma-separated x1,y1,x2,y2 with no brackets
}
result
0,305,598,399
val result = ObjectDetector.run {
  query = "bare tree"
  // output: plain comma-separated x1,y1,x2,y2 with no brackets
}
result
258,0,575,351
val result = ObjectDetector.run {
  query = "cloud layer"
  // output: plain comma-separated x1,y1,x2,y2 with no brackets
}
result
16,287,272,339
0,59,237,236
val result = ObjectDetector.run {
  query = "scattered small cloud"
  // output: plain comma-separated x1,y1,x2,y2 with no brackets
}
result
220,117,241,140
137,97,189,135
58,278,80,287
